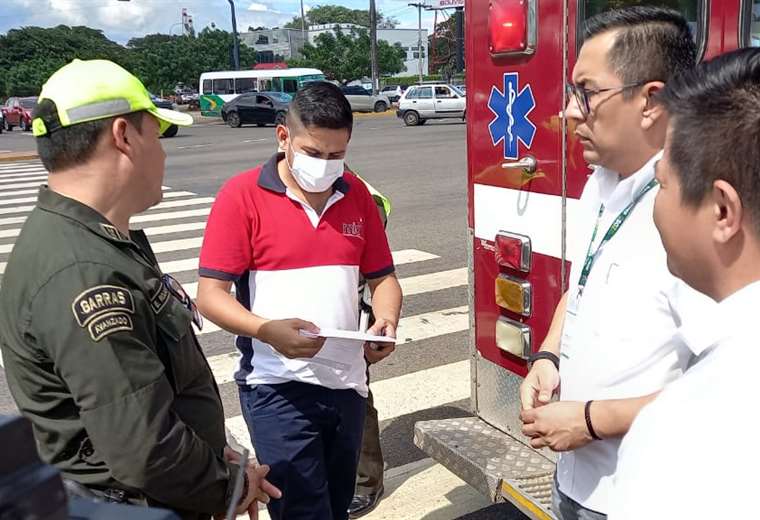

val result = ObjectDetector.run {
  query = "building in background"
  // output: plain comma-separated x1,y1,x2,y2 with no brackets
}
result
240,24,428,76
239,28,307,63
181,8,195,38
307,23,428,77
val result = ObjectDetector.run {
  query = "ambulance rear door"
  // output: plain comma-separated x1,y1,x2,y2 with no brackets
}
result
467,0,568,433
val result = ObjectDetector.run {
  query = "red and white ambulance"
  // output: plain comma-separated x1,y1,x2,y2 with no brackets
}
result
414,0,760,517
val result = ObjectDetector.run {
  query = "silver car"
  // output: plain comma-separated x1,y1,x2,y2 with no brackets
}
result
396,84,466,126
380,85,404,103
340,86,392,113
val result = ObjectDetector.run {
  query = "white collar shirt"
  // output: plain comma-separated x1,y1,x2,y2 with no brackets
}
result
608,281,760,520
555,151,716,513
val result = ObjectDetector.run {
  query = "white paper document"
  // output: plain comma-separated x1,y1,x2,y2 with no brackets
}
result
299,328,397,344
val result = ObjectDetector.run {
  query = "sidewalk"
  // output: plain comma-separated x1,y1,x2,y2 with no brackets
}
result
189,111,223,125
0,151,38,163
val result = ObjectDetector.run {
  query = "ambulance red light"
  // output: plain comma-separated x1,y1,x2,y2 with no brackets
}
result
495,231,531,272
488,0,537,56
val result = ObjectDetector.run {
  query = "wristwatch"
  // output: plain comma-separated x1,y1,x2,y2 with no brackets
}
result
528,351,560,370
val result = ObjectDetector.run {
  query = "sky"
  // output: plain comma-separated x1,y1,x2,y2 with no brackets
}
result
1,0,441,43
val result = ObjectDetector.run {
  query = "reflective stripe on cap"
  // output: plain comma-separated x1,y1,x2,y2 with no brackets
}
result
67,99,132,124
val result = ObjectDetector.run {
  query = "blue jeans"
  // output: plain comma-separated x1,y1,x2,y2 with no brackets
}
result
552,475,607,520
239,382,366,520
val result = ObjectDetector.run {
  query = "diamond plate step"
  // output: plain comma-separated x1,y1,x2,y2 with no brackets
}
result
414,417,555,520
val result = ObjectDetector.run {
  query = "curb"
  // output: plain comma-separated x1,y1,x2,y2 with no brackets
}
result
0,152,38,163
190,113,223,125
354,110,396,119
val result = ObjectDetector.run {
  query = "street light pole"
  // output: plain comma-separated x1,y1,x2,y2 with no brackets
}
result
370,0,379,95
418,4,423,82
455,7,464,73
408,3,425,83
227,0,240,70
300,0,307,41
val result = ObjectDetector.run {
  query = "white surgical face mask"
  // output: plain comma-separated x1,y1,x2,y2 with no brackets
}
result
286,140,344,193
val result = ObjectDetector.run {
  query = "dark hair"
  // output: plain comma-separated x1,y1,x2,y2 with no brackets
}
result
660,47,760,231
287,82,353,133
34,99,144,172
583,6,697,95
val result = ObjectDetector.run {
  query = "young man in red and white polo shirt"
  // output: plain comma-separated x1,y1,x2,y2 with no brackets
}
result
196,82,403,520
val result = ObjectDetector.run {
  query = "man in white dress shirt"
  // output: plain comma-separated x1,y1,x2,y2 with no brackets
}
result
608,47,760,520
518,6,710,519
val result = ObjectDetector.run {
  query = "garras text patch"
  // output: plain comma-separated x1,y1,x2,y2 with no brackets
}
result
71,285,135,341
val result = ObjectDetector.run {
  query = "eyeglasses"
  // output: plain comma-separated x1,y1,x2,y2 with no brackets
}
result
566,81,648,119
161,274,203,331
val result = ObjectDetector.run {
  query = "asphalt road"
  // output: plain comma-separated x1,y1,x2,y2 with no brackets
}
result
0,114,529,519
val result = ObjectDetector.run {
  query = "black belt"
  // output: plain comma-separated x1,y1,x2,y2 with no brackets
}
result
63,479,146,505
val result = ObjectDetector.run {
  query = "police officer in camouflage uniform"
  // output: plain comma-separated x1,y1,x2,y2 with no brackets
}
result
0,59,280,520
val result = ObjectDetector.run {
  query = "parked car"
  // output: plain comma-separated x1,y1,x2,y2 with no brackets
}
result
181,91,200,104
396,84,466,126
2,96,37,132
0,110,4,134
174,84,199,105
150,94,180,137
380,85,405,103
340,86,391,113
221,92,291,128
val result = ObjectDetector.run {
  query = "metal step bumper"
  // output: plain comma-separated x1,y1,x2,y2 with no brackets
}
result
414,417,556,520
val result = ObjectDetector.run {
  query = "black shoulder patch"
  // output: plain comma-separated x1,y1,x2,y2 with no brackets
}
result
72,285,135,327
150,282,170,314
88,311,134,342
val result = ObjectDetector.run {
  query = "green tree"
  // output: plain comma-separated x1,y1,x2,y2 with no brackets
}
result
0,25,131,97
0,24,256,97
284,5,397,29
288,27,405,82
380,42,408,77
127,28,257,93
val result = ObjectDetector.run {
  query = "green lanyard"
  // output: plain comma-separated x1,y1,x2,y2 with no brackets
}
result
577,178,658,294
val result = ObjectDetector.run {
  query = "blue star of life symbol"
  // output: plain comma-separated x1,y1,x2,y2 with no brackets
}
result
488,72,537,160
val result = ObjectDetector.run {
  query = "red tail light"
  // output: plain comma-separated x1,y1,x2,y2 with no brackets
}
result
488,0,536,56
495,231,531,272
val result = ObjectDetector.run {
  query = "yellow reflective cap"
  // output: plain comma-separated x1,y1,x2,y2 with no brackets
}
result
33,59,193,137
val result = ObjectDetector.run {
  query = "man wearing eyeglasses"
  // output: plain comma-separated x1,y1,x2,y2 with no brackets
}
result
517,7,712,520
0,60,280,519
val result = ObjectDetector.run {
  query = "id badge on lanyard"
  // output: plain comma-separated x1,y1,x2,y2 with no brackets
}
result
562,178,658,355
576,178,658,298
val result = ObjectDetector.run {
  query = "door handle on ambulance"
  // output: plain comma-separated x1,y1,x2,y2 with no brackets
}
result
502,155,537,173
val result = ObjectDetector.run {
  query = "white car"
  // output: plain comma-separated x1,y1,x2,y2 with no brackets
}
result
380,85,404,103
396,84,466,126
340,86,392,113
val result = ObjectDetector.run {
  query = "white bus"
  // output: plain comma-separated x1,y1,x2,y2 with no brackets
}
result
199,68,325,116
